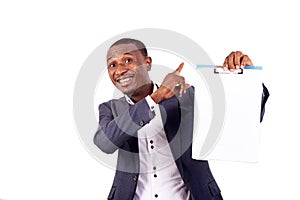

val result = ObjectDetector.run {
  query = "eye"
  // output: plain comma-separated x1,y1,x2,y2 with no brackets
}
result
124,58,132,64
109,63,116,68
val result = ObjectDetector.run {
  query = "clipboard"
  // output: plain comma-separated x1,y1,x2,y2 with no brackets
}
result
192,65,263,162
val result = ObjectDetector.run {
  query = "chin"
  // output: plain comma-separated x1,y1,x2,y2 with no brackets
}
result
119,87,135,96
117,84,137,96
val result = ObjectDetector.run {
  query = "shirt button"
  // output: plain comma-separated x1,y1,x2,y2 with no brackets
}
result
139,120,144,126
133,175,138,181
151,145,154,149
154,174,157,178
153,166,156,170
150,140,153,144
155,194,158,198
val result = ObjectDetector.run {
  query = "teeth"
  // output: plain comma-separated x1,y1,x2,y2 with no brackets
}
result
118,77,132,83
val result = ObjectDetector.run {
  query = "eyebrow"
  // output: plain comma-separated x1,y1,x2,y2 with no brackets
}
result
107,52,134,62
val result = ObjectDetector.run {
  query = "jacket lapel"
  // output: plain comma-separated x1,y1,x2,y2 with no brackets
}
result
159,95,184,173
159,95,181,142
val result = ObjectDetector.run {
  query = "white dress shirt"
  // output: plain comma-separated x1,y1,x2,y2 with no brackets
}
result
125,84,190,200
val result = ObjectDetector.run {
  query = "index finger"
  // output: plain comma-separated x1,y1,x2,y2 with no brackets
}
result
175,62,184,74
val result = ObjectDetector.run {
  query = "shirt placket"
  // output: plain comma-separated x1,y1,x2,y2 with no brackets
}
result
147,135,159,199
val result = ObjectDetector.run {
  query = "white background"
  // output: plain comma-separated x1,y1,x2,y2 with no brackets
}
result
0,0,299,199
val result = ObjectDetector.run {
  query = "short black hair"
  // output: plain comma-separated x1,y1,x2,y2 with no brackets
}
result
109,38,148,57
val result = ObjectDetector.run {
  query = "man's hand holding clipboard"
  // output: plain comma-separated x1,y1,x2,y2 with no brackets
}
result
223,51,253,71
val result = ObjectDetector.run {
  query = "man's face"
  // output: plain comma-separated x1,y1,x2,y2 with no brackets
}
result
106,43,152,96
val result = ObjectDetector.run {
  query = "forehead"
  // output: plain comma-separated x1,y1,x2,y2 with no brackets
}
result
107,43,142,61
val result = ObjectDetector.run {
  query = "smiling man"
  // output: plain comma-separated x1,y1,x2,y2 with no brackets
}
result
106,41,153,101
93,38,269,200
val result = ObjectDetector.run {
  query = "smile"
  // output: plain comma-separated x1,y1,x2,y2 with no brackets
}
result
116,75,134,84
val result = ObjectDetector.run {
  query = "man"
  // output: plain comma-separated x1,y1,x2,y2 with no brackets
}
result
93,38,269,199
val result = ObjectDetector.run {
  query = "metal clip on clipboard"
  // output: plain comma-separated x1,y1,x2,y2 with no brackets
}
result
214,66,243,74
213,66,263,74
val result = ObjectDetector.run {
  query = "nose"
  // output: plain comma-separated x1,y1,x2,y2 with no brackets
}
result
115,63,127,76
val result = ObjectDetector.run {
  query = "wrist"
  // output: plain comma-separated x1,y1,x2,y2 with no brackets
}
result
150,91,163,104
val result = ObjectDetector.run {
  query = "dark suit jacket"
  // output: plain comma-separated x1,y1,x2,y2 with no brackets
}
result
94,85,269,200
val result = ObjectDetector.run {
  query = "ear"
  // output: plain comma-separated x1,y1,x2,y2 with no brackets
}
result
145,56,152,71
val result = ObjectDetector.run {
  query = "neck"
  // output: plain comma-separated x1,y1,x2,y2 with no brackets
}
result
130,82,153,103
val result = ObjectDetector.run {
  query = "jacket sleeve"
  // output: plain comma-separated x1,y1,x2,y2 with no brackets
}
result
260,83,270,122
93,98,155,154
